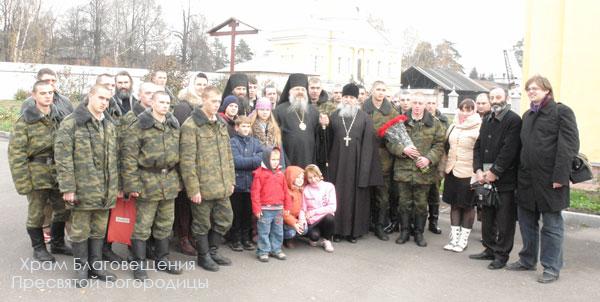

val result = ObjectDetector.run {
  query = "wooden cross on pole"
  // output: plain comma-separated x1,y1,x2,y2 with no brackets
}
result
208,17,259,73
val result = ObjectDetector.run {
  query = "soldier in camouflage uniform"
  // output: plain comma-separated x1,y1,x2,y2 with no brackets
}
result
362,81,399,241
122,92,182,280
54,85,119,287
180,86,235,272
387,93,445,247
8,81,71,263
425,98,449,235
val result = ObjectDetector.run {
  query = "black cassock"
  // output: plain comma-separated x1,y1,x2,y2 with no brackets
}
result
327,109,383,237
273,102,320,167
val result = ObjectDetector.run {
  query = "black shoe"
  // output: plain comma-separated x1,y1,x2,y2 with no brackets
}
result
241,240,255,251
414,215,427,247
88,239,117,282
195,235,219,272
130,239,149,280
395,230,410,244
229,241,243,252
50,222,72,255
154,238,182,275
537,272,559,284
102,242,124,263
428,204,442,234
374,225,389,241
209,231,231,266
469,250,495,260
71,240,89,288
488,260,507,270
27,228,56,262
506,261,535,271
346,236,357,244
333,235,342,242
428,222,442,235
414,233,427,247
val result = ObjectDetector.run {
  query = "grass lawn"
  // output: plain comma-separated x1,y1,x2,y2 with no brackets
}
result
0,100,21,132
569,189,600,215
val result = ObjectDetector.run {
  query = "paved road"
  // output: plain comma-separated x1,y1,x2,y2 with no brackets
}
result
1,139,598,301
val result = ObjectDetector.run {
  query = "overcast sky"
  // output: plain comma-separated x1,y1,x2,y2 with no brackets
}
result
47,0,525,76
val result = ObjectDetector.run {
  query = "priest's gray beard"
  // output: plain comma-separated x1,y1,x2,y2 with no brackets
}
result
339,103,358,118
288,92,309,114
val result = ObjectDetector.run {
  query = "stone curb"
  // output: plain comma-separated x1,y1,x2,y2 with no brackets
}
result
563,210,600,228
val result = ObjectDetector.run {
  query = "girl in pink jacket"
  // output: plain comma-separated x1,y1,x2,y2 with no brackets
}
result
301,165,337,252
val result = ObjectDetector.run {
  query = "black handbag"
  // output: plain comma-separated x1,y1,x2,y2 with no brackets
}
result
472,183,499,208
571,153,593,184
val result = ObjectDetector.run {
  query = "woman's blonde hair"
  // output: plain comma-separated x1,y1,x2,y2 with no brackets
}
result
249,108,282,147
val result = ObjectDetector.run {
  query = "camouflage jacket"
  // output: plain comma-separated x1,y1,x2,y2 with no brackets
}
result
54,104,118,210
363,97,400,175
8,102,60,194
180,108,235,200
117,101,148,190
122,110,181,201
386,110,445,185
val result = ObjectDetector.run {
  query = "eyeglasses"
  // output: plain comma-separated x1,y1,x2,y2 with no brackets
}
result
526,87,541,92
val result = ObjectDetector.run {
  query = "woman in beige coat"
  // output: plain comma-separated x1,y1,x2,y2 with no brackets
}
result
442,99,481,252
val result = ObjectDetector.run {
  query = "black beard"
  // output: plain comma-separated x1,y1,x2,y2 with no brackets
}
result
117,89,130,100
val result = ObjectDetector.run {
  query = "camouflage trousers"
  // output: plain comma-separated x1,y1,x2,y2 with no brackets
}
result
69,209,109,242
397,182,430,217
132,198,175,241
191,198,233,237
373,175,391,225
26,189,70,228
427,181,441,206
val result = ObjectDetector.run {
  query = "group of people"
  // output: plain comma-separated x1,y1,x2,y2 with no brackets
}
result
8,66,580,287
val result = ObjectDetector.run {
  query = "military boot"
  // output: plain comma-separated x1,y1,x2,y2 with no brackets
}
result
414,215,428,247
208,231,231,266
395,213,410,244
375,209,389,241
145,237,156,260
195,235,219,272
27,228,55,262
88,239,117,281
428,204,442,234
50,222,72,255
102,241,124,263
72,240,89,288
130,239,149,280
154,238,182,275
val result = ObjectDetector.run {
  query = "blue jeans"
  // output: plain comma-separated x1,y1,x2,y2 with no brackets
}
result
517,206,564,276
283,224,297,239
256,209,283,256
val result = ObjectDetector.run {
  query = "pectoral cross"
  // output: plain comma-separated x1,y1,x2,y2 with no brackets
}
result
343,135,351,147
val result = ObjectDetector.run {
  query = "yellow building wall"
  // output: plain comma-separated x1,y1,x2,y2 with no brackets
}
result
523,0,600,162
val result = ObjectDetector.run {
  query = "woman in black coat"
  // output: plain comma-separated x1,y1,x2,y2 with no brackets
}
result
508,75,579,284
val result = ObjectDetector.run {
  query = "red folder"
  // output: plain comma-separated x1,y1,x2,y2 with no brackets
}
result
107,196,136,246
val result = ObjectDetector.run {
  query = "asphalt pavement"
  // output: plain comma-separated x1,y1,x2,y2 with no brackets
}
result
1,139,598,301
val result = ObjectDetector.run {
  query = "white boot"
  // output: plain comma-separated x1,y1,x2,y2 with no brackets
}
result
452,228,471,252
443,226,461,251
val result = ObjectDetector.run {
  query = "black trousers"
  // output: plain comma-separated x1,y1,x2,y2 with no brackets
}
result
481,190,517,263
174,190,192,239
230,192,252,243
306,214,335,241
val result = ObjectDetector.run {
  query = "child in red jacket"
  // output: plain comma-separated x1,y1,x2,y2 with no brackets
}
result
251,147,291,262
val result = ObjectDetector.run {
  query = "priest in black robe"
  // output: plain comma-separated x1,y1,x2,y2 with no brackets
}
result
273,73,325,167
327,83,383,242
222,73,252,115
